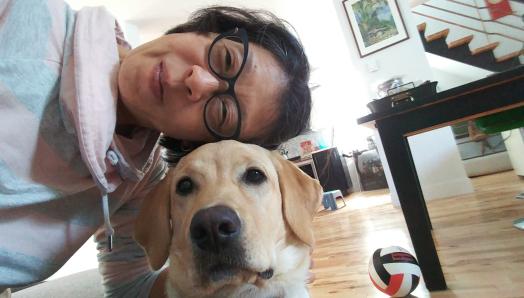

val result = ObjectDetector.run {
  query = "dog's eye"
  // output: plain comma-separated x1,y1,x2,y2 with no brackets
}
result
176,177,194,195
243,168,267,185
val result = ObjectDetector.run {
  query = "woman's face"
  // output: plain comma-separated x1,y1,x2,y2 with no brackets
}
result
118,32,287,142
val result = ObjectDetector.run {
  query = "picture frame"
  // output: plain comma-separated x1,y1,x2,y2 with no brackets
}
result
342,0,409,57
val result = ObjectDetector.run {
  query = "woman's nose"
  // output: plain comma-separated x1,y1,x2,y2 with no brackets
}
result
184,65,226,102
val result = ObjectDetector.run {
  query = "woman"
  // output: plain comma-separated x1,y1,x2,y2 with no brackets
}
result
0,0,311,297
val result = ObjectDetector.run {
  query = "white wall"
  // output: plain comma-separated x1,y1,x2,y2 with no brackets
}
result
330,0,473,204
264,1,377,152
331,0,432,98
426,53,493,90
407,128,474,202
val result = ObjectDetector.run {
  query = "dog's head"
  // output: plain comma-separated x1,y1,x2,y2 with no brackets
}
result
134,140,322,297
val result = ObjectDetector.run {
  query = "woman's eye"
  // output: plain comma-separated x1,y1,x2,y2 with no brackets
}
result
176,177,194,196
243,168,267,185
223,48,233,74
220,101,228,126
213,98,229,127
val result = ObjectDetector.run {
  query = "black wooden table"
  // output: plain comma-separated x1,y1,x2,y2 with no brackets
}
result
357,66,524,291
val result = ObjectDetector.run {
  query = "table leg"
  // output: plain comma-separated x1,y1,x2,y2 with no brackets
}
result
377,125,447,291
408,145,433,230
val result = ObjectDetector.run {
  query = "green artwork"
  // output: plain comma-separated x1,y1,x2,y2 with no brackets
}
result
352,0,399,47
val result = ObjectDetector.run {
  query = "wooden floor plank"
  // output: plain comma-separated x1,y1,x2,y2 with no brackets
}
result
308,170,524,297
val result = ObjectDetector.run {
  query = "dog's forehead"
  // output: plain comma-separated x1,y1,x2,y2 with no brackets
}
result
177,141,274,174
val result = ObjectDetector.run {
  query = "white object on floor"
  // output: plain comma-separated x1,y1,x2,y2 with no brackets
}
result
514,192,524,230
513,218,524,231
462,151,513,178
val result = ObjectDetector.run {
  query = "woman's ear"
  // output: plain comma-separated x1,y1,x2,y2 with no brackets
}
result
270,152,323,247
134,170,173,270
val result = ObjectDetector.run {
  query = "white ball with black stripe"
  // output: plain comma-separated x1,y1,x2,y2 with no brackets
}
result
368,246,421,297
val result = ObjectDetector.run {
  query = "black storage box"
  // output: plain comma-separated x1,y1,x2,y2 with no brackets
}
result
367,81,438,114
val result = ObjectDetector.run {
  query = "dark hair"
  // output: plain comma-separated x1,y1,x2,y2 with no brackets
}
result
159,6,311,161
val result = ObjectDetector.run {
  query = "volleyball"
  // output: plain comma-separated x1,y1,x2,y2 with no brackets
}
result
368,246,421,297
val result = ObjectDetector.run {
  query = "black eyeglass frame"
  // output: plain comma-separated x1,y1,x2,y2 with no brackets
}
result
203,27,249,140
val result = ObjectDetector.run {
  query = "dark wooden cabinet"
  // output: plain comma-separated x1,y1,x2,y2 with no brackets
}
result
311,147,352,196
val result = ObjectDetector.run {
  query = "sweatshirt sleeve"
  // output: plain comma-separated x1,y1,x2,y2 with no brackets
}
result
94,159,168,298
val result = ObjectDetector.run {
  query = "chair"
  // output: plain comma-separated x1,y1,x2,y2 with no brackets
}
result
322,190,347,211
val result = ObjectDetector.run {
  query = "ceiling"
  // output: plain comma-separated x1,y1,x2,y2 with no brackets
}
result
65,0,296,42
65,0,427,41
65,0,284,22
66,0,425,22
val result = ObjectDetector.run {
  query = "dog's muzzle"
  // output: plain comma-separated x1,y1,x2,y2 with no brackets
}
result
190,205,246,281
190,205,273,283
190,205,241,253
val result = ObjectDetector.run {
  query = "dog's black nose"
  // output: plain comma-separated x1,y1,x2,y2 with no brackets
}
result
190,205,241,252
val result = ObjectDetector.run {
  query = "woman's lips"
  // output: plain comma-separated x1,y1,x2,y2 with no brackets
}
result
150,61,164,102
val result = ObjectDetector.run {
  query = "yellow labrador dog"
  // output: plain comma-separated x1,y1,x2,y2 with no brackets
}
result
135,140,322,298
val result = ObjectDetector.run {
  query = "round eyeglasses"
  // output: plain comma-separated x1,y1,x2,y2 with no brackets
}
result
204,28,249,140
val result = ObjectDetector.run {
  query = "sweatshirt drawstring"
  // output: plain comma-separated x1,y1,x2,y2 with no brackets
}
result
101,193,114,252
102,149,120,253
101,149,141,252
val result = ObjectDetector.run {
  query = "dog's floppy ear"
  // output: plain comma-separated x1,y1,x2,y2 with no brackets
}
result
271,152,322,247
134,169,173,270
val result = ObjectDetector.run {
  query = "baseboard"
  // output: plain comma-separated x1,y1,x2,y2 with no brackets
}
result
463,151,513,177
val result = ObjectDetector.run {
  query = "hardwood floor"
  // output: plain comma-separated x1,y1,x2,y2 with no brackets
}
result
308,170,524,297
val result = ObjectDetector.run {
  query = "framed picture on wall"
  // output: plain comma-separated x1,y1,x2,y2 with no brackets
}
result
342,0,409,57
